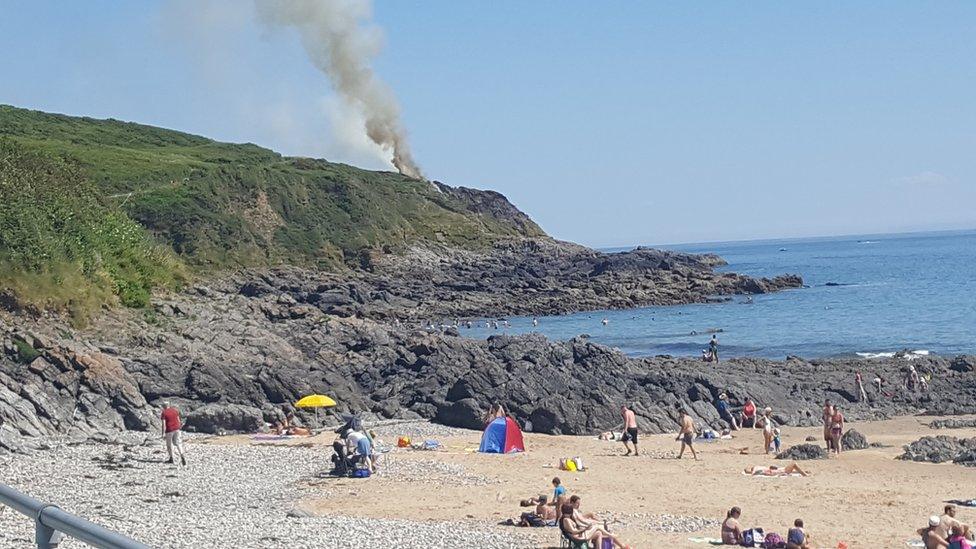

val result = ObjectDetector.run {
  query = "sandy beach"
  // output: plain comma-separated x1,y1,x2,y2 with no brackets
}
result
296,415,976,548
2,416,975,548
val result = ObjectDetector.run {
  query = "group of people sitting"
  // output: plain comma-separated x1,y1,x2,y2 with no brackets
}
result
721,506,812,548
918,505,973,549
330,416,379,476
715,394,781,453
511,477,632,548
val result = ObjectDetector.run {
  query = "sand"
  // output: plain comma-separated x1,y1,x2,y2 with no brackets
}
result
261,415,976,548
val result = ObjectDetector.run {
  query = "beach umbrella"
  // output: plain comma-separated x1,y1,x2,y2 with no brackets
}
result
294,394,337,429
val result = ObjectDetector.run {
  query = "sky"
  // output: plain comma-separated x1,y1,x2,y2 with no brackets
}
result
1,1,974,247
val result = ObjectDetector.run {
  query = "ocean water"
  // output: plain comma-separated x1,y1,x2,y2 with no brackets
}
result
461,230,976,359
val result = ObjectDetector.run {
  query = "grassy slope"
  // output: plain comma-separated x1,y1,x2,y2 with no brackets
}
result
0,104,546,317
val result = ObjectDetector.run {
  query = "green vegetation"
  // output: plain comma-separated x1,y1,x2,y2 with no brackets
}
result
11,337,41,364
0,104,545,319
0,139,185,321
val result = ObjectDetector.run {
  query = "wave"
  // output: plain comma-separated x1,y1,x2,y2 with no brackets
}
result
855,349,930,360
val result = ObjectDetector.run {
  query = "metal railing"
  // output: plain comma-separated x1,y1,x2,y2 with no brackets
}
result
0,483,151,549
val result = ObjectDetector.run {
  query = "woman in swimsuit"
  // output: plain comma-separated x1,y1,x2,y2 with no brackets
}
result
830,406,844,454
721,507,743,545
559,504,629,548
741,399,758,429
761,407,776,454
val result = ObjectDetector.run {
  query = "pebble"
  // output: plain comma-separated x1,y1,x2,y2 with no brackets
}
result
0,438,534,548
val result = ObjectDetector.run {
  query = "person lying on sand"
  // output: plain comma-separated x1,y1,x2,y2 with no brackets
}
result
918,515,949,549
721,507,744,545
559,504,630,548
744,463,808,477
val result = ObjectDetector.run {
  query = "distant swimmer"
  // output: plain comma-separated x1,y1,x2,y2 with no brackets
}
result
532,318,539,327
601,318,609,326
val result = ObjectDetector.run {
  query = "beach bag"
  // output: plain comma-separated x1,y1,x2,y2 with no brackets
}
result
572,457,585,471
742,528,764,547
397,436,411,448
762,532,785,549
352,468,371,478
561,458,577,472
601,538,614,549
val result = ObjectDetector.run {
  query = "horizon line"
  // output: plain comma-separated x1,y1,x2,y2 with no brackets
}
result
592,226,976,251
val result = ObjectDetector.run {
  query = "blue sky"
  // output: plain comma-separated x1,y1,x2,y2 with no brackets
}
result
2,1,974,247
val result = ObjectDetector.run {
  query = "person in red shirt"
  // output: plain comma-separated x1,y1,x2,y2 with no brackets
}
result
161,402,186,466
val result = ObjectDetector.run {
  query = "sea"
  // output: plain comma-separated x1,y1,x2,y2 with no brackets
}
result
461,230,976,360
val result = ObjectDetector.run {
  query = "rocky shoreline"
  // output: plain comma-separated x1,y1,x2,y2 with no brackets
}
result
1,262,973,453
237,238,803,321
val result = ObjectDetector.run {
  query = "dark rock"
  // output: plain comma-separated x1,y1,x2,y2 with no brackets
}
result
776,443,828,460
950,356,975,373
804,435,817,442
898,436,976,464
183,403,264,434
841,429,869,451
930,418,976,430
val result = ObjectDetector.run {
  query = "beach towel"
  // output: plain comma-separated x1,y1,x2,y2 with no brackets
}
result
946,499,976,507
251,434,299,441
687,537,724,545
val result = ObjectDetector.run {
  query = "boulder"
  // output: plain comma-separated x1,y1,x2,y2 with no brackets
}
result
841,429,869,451
950,356,975,373
183,403,264,434
776,443,828,460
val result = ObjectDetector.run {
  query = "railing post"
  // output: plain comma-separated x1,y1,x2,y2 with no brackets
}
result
35,505,65,549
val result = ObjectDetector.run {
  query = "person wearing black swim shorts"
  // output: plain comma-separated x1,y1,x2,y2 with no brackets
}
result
676,409,699,460
620,405,639,456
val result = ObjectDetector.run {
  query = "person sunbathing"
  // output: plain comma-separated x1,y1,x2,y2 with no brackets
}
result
559,504,629,548
569,495,606,528
744,463,808,477
518,495,557,527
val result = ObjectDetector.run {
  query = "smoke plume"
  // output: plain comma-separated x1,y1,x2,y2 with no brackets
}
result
255,0,423,179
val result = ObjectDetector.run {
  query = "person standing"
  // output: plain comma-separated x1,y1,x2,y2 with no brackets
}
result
676,409,699,460
821,400,835,451
161,401,186,466
709,335,719,363
620,405,639,456
829,405,845,454
855,372,868,402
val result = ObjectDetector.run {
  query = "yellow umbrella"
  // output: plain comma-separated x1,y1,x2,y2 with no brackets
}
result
295,395,337,408
294,394,337,430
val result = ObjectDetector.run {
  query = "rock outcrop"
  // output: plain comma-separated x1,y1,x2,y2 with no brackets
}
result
930,418,976,430
841,429,869,451
898,436,976,465
3,277,975,452
237,240,803,322
777,444,828,460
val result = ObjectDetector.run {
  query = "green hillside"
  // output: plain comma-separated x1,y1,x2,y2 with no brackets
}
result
0,104,546,319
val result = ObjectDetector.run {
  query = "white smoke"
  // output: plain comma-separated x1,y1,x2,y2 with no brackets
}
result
255,0,424,179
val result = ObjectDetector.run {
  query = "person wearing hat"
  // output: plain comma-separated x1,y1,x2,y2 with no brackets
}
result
917,515,949,549
715,393,739,431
